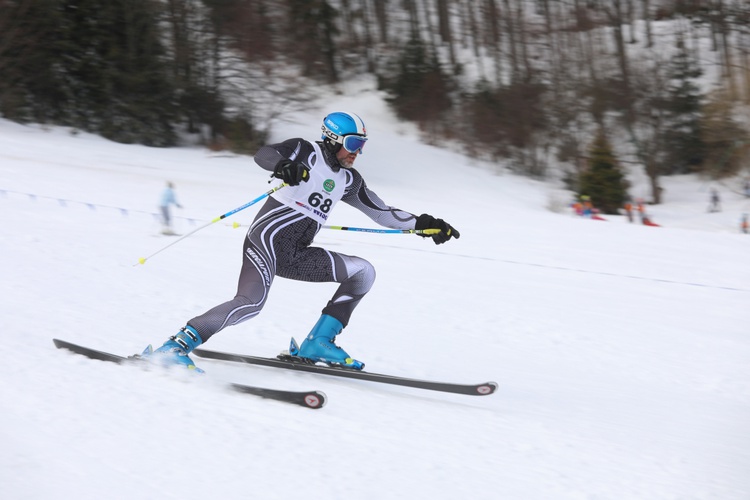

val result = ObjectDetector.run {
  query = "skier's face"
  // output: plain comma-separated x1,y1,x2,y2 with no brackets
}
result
336,146,358,168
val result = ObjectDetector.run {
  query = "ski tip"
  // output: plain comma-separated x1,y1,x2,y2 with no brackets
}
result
476,382,498,396
304,391,327,409
52,338,79,352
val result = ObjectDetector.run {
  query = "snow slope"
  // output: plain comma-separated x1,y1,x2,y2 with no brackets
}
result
1,88,749,500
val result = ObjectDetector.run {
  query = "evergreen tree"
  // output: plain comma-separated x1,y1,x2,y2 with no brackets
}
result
1,0,177,146
0,0,66,122
660,38,704,174
579,130,629,214
60,0,178,145
381,35,452,124
287,0,340,83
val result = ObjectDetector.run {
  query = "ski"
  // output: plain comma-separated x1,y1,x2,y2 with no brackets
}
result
52,339,326,409
193,348,498,396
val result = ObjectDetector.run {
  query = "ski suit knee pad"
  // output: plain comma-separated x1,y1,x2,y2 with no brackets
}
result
340,255,376,295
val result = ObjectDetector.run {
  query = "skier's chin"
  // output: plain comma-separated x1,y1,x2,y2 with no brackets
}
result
340,156,356,168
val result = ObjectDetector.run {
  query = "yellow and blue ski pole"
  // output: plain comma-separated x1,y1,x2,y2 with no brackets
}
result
323,225,441,236
136,184,286,266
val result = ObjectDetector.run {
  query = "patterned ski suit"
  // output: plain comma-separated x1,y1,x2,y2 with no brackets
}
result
187,138,420,343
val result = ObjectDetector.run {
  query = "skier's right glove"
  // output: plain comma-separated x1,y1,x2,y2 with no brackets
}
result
272,159,310,186
415,213,460,245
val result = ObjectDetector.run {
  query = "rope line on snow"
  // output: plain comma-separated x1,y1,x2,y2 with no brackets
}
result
5,188,747,293
493,257,750,293
0,188,205,225
321,238,750,294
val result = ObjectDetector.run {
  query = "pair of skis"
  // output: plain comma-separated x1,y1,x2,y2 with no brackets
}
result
53,339,497,410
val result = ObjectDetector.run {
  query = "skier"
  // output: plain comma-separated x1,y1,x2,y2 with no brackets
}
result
144,112,460,372
159,181,182,235
708,188,721,213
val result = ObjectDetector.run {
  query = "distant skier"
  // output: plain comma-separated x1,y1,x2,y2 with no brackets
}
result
143,112,460,371
636,199,659,226
623,199,633,223
708,188,721,213
580,195,593,217
158,181,182,235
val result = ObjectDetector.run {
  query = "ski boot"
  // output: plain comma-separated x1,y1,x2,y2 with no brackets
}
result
294,315,364,370
146,325,204,373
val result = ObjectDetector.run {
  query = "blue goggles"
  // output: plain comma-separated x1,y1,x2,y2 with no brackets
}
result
342,134,367,154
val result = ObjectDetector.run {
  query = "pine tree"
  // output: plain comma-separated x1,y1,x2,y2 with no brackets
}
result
1,0,177,146
0,0,66,122
660,37,704,174
381,34,452,124
579,130,629,215
60,0,177,145
287,0,340,83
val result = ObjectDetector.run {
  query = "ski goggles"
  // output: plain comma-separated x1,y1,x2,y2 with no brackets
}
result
342,134,367,154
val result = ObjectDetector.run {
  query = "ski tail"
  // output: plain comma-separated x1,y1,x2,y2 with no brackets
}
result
53,339,327,409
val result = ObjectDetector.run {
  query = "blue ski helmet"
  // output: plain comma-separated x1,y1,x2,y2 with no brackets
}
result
321,112,368,154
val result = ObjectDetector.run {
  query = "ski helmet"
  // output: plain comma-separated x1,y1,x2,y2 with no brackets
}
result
321,112,368,154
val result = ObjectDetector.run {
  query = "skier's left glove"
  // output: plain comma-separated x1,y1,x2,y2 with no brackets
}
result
272,159,310,186
415,214,460,245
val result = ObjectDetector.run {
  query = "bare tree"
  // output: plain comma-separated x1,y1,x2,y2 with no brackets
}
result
436,0,457,70
484,0,503,86
502,0,520,83
642,0,654,48
713,0,738,98
372,0,389,43
601,0,636,123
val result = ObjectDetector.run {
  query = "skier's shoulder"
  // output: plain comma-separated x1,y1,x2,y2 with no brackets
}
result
346,166,362,180
260,137,315,156
281,137,316,153
285,137,312,146
342,167,365,197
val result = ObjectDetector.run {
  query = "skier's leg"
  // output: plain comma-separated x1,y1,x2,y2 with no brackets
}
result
160,205,170,227
182,205,308,344
321,253,376,327
148,235,274,370
276,246,375,368
146,201,307,371
186,236,274,343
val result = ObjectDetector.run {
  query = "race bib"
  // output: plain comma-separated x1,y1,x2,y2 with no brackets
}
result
271,142,349,225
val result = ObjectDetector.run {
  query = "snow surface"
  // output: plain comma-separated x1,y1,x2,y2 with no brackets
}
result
1,87,749,500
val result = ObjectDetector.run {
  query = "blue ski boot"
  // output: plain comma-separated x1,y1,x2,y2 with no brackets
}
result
148,325,204,373
295,315,364,370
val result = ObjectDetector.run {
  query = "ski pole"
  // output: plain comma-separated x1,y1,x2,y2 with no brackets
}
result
323,225,441,235
136,184,286,266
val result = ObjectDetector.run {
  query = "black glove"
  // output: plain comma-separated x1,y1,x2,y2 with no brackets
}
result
272,159,310,186
415,213,460,245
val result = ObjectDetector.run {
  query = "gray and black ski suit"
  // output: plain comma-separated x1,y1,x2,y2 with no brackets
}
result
186,138,421,343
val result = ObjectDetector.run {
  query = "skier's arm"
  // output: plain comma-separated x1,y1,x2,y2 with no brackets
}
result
342,170,460,244
254,138,307,172
254,138,311,186
341,170,419,230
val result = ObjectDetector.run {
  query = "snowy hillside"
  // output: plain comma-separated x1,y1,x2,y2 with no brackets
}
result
1,88,749,500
